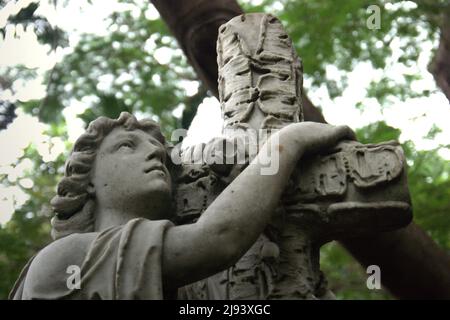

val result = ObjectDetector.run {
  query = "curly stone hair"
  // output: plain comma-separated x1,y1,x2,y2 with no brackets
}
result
50,112,166,240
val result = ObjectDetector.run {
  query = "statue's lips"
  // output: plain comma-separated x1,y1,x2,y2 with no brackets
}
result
143,165,166,174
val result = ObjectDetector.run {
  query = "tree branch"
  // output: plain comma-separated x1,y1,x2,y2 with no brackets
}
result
341,223,450,299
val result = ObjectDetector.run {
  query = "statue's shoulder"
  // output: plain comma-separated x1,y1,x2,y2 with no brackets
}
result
20,232,98,299
34,232,98,268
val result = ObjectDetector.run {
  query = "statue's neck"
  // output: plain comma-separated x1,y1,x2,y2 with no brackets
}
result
94,207,140,232
93,196,171,232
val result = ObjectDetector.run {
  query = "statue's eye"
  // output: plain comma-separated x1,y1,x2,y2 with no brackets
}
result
117,141,134,151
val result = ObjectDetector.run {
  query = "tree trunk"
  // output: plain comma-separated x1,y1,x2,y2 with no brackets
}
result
430,16,450,103
151,0,450,299
341,224,450,299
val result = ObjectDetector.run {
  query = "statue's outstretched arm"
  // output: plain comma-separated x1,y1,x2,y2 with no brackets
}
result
162,122,355,289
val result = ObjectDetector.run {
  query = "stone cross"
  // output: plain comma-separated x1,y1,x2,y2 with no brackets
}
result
172,13,411,299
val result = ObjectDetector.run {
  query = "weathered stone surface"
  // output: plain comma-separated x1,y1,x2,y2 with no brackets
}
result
217,13,303,130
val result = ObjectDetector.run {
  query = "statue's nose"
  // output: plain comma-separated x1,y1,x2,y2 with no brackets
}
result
145,142,165,163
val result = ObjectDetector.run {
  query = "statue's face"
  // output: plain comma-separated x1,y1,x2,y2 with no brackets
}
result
91,127,171,219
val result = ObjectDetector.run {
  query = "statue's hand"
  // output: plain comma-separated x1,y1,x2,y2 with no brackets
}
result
278,122,356,158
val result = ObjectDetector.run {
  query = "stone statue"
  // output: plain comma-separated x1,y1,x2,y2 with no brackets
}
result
10,112,355,299
10,12,412,300
176,13,412,299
